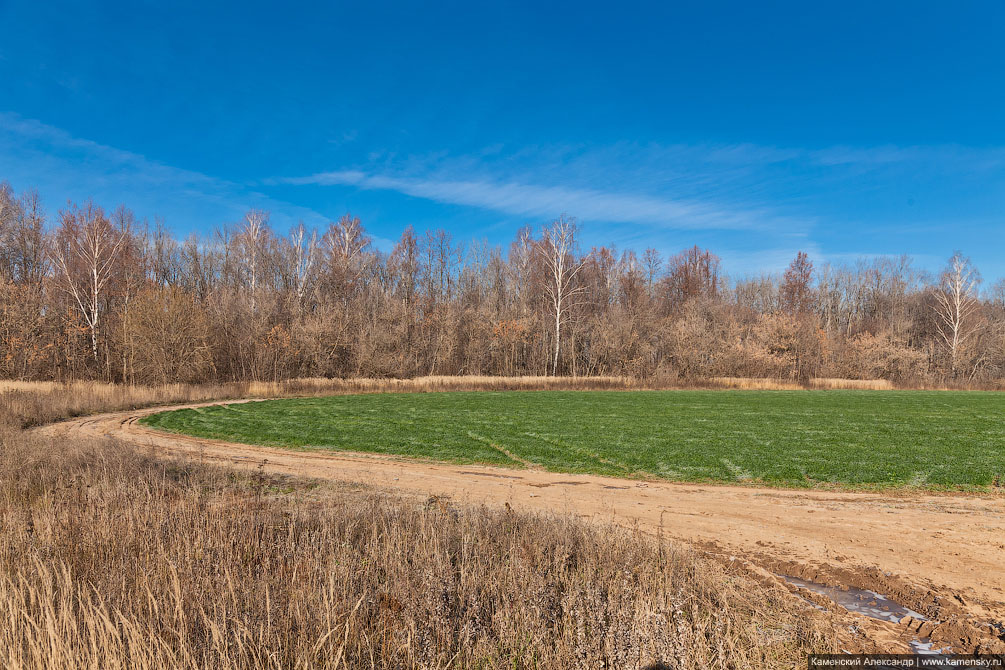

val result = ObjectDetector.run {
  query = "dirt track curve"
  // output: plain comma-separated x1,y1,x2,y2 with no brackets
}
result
39,399,1005,651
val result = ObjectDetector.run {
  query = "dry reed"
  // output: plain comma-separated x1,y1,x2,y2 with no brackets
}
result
711,377,900,391
808,378,895,390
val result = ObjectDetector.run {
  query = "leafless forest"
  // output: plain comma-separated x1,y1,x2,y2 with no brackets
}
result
1,181,1001,386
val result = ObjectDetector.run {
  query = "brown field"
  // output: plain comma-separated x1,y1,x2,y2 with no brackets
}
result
3,378,1004,668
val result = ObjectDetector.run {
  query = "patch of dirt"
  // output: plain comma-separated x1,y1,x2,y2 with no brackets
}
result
39,400,1005,652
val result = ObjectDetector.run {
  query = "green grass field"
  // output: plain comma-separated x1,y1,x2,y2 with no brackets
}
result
140,390,1005,489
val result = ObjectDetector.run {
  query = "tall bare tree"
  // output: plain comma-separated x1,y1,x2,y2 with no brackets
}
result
324,213,370,302
14,189,48,288
239,209,270,314
663,245,721,311
50,202,127,364
508,226,534,314
0,182,15,281
642,247,663,296
287,221,318,310
780,251,814,315
933,252,981,377
540,216,589,375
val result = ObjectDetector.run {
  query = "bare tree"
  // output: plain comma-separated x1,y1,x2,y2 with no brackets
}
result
540,216,589,375
50,202,127,364
423,229,456,304
239,209,269,314
663,245,721,310
13,189,48,288
324,213,370,302
933,252,981,377
780,251,814,315
642,247,663,296
390,226,419,307
0,182,14,281
110,206,142,383
508,226,534,314
288,221,318,309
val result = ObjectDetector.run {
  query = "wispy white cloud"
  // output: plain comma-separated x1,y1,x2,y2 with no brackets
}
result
0,112,329,231
296,139,1005,279
280,169,801,233
278,137,1005,244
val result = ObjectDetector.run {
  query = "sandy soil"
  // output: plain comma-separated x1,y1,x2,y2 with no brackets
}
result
39,399,1005,653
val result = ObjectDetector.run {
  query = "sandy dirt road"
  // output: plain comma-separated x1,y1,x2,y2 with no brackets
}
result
39,399,1005,649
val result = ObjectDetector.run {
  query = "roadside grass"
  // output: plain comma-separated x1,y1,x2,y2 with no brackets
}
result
141,390,1005,490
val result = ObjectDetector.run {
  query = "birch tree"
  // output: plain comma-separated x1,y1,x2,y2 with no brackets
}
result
508,226,534,315
50,202,126,364
933,252,981,377
239,209,269,314
539,216,589,375
324,213,370,302
287,221,318,309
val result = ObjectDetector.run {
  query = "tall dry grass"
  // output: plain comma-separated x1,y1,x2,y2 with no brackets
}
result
0,380,244,428
0,383,832,668
0,376,638,429
808,378,895,390
711,377,898,390
0,373,928,432
711,377,807,391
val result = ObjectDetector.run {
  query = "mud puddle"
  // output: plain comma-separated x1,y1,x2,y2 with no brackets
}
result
908,638,948,655
780,575,949,655
781,575,926,623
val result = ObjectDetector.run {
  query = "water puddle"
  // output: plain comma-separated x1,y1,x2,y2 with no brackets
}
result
780,575,926,623
909,637,943,655
779,575,949,655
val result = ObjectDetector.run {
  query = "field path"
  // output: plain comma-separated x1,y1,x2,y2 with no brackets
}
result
40,399,1005,624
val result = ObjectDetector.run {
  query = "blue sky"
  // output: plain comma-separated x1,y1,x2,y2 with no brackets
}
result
1,1,1004,279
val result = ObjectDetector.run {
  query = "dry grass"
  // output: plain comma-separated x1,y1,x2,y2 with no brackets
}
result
0,380,245,428
711,377,808,391
712,377,897,390
246,375,635,396
809,378,895,390
0,380,63,393
0,383,832,669
0,376,638,429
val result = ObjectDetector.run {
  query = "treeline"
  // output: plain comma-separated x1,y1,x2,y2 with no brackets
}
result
1,181,1003,385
